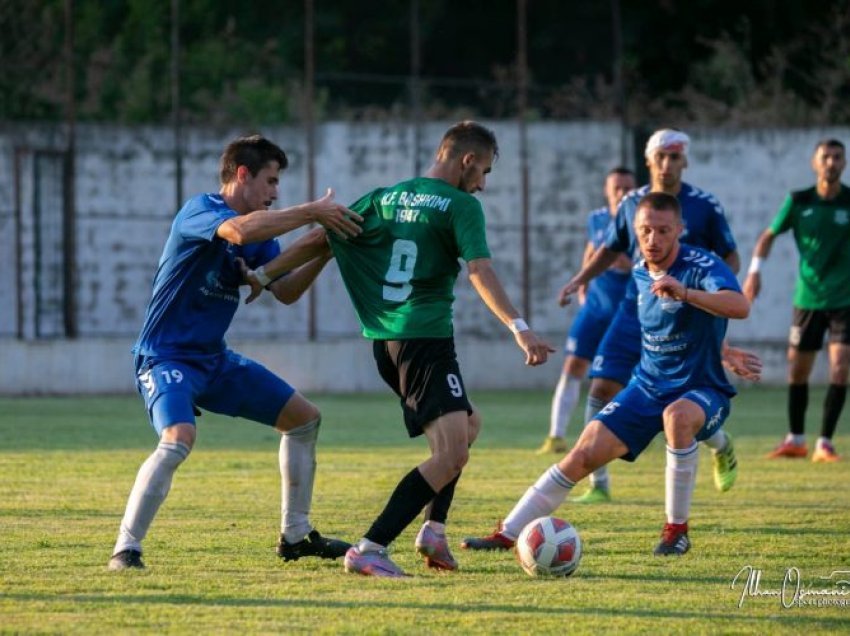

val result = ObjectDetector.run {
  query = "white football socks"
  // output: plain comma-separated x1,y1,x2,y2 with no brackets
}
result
502,465,575,539
549,373,581,438
113,439,191,555
665,441,699,525
280,418,320,544
787,433,806,445
584,395,610,490
702,428,727,451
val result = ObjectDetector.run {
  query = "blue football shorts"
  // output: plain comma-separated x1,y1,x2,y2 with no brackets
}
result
134,350,295,435
565,302,614,360
593,382,732,462
588,300,642,386
565,272,628,360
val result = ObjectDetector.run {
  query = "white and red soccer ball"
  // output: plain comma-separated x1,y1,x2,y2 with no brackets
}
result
516,516,582,577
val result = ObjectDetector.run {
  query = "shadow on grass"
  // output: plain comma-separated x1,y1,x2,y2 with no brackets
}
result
3,591,846,627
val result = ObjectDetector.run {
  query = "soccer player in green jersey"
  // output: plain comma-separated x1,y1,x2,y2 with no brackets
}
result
744,138,850,462
335,121,553,577
250,121,553,576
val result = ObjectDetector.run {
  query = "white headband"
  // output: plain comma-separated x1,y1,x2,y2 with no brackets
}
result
645,129,690,158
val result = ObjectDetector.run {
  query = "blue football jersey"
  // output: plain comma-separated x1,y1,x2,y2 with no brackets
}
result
632,246,741,398
584,207,629,313
133,194,280,358
605,183,737,259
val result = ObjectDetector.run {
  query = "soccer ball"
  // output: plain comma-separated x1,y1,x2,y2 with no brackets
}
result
516,516,582,577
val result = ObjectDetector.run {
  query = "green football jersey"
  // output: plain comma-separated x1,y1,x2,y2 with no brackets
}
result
769,184,850,309
330,177,491,339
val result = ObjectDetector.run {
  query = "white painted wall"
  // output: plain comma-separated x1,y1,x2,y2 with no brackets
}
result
0,122,846,393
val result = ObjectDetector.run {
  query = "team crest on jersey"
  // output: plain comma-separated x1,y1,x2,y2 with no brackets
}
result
835,209,849,225
702,276,721,293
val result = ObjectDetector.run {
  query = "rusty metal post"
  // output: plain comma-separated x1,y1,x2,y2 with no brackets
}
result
410,0,423,174
172,0,183,209
305,0,318,340
611,0,628,165
517,0,531,321
63,0,78,338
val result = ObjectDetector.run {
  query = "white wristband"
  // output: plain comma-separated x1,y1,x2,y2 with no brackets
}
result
509,318,530,335
747,257,763,275
254,265,273,287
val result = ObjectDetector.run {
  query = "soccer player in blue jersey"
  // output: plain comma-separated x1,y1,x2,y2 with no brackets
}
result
552,129,757,503
537,167,636,455
462,192,750,555
107,135,362,571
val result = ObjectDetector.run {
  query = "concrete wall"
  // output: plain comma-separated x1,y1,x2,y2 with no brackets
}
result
1,122,846,394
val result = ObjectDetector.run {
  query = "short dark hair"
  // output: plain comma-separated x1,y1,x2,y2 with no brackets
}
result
608,166,634,177
637,191,681,219
437,121,499,161
815,138,845,153
219,135,288,184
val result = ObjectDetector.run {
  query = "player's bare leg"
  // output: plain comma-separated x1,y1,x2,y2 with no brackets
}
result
415,409,481,570
462,420,625,550
346,411,470,577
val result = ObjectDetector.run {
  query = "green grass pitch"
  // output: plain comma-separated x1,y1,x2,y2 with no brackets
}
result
1,387,848,633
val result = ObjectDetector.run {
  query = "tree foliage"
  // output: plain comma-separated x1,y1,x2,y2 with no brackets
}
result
1,0,848,126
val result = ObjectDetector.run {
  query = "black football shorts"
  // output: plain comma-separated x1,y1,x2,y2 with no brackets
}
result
789,306,850,351
373,337,473,437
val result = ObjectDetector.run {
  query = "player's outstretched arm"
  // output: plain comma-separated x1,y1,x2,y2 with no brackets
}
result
241,227,331,303
467,258,555,366
558,246,620,306
742,228,776,303
218,188,363,245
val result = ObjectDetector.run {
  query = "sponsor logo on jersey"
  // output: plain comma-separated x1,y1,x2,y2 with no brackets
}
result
683,250,715,268
200,271,239,304
801,208,813,217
